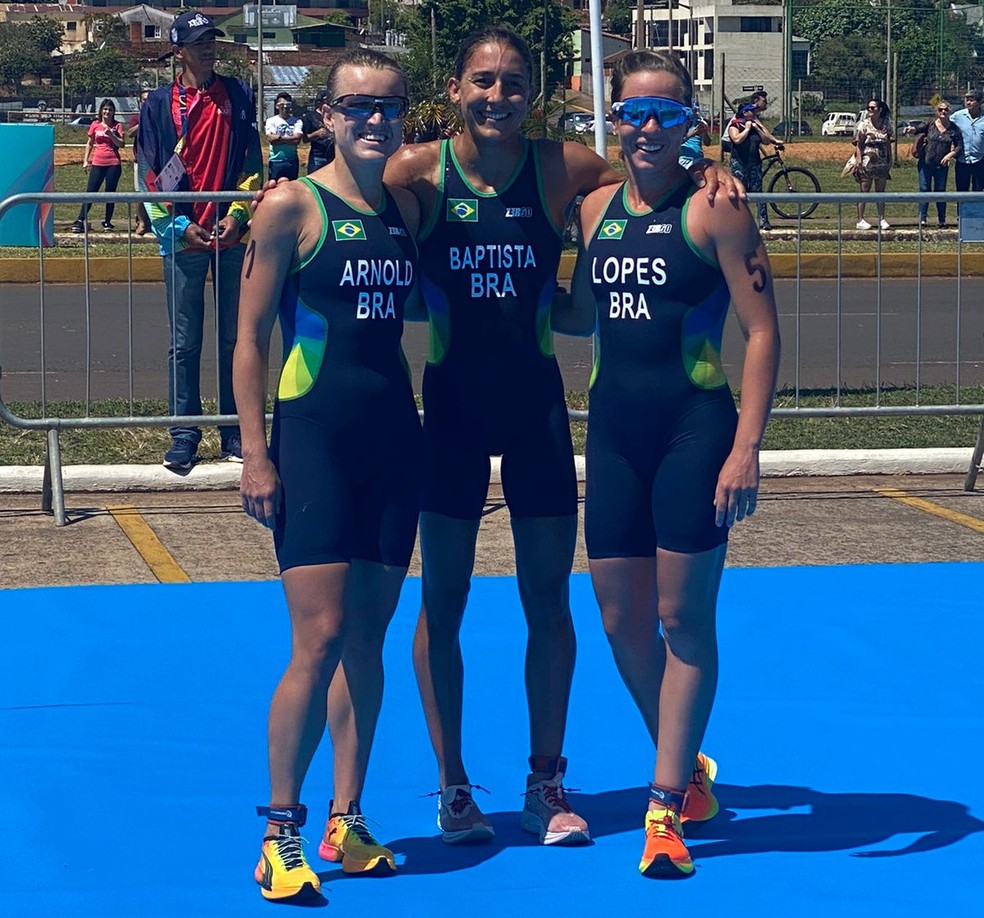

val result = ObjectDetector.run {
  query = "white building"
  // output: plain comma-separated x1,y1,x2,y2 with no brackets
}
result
631,0,810,118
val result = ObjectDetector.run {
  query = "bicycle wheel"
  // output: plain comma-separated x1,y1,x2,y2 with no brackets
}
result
768,167,820,219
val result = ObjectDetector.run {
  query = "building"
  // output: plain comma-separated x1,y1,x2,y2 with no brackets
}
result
570,26,630,94
631,0,810,117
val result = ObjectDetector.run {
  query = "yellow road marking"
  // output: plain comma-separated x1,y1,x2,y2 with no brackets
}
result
875,488,984,536
107,504,191,583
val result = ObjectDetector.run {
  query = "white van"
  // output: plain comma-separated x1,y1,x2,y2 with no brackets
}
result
821,112,858,136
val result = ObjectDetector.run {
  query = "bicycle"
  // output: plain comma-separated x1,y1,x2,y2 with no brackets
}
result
760,147,821,219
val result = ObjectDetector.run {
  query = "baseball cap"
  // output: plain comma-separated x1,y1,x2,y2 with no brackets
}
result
158,11,225,60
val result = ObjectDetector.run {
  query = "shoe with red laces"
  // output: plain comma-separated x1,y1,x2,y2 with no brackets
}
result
437,784,495,844
681,752,719,823
520,756,590,845
639,806,694,879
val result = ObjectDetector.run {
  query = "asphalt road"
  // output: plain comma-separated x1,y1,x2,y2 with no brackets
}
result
1,278,983,404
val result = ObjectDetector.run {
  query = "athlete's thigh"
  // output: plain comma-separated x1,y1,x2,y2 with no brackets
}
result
584,414,656,560
353,423,423,567
652,397,737,555
500,398,577,519
421,415,492,520
272,416,354,571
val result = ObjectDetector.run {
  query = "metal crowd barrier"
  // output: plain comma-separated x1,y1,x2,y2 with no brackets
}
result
1,190,983,527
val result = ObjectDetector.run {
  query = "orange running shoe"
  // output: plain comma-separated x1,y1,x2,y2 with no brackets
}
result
319,802,396,876
639,807,694,879
681,752,719,823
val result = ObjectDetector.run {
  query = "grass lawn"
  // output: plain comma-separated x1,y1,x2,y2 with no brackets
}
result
2,387,982,465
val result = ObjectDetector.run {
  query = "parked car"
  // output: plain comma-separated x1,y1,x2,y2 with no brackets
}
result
67,116,95,127
897,118,924,133
821,112,858,136
773,120,813,137
558,112,593,134
587,116,616,135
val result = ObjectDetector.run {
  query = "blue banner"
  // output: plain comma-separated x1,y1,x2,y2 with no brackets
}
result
0,124,55,247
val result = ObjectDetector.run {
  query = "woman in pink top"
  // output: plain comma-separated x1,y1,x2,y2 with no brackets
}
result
72,99,125,233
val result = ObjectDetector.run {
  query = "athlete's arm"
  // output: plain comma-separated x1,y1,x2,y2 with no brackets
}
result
689,195,780,529
389,184,427,323
384,141,442,221
233,185,305,529
551,186,615,336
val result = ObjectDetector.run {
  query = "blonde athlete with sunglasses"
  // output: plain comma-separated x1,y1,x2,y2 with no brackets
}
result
235,49,422,904
558,50,780,879
384,27,740,847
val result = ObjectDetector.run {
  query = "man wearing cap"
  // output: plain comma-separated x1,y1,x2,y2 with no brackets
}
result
300,91,335,174
137,11,263,471
265,92,304,181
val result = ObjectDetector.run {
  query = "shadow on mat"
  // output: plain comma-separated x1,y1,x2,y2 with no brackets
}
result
369,783,983,875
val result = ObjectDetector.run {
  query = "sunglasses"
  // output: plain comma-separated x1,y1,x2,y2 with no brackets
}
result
329,94,409,120
611,96,694,129
938,107,950,112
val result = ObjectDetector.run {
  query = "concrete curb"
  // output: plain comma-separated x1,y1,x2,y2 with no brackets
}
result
0,449,974,494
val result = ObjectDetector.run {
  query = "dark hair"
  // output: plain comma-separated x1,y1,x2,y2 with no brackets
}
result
750,90,768,104
98,99,116,117
325,48,407,102
867,98,890,120
275,92,293,105
965,89,983,104
453,26,533,84
610,50,692,104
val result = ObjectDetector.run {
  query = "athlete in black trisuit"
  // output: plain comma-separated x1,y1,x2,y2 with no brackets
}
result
234,49,422,903
384,26,744,847
559,50,780,879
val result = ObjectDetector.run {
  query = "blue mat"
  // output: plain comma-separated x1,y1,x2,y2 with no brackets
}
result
3,564,982,916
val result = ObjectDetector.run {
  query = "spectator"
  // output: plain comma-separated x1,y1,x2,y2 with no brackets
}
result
906,102,962,228
265,92,304,181
301,90,335,173
127,89,151,235
136,10,263,470
72,99,125,233
727,100,782,231
854,98,893,230
949,90,984,193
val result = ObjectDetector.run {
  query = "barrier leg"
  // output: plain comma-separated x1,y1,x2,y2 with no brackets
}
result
44,428,67,526
965,416,984,492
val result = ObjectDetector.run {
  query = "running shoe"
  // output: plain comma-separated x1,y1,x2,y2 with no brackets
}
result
681,752,719,823
856,219,872,230
162,437,197,470
437,784,495,844
639,806,694,879
879,218,890,230
520,757,590,845
319,801,396,875
255,823,322,902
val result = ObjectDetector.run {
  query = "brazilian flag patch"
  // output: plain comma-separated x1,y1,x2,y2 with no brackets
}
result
598,219,627,240
332,219,366,241
447,198,478,222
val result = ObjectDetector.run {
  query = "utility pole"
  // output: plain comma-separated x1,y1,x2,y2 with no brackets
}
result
256,1,265,137
636,0,645,50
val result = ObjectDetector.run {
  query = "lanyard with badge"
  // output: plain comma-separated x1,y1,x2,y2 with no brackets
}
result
156,76,213,193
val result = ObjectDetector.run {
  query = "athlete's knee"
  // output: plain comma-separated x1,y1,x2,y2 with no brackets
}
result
659,603,716,663
289,618,347,676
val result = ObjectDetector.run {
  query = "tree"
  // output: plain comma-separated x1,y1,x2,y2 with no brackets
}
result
65,48,139,100
216,51,253,85
23,16,63,55
604,0,633,38
0,22,51,89
400,0,578,102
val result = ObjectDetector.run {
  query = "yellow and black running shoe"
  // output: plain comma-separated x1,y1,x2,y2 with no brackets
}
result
255,823,322,901
319,802,396,876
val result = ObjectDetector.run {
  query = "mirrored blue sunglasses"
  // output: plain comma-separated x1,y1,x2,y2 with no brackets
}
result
611,96,693,129
329,94,409,120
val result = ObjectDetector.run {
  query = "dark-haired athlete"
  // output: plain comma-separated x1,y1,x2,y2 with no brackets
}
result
385,26,743,846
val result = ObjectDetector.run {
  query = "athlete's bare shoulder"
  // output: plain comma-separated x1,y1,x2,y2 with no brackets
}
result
537,137,622,202
386,140,442,191
387,183,422,238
